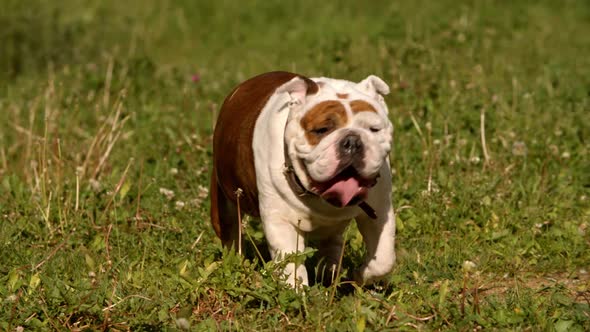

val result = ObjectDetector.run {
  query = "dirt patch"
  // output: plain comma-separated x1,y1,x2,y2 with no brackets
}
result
477,271,590,303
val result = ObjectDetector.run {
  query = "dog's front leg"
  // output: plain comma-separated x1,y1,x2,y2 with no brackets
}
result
354,204,396,285
314,223,350,285
261,215,309,287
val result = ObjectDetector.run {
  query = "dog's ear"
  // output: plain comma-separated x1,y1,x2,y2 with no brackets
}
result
357,75,390,97
277,76,318,104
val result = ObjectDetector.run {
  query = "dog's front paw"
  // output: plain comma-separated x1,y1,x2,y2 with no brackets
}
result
353,255,395,285
283,262,309,289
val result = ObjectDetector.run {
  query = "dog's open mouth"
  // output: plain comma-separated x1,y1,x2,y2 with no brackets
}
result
310,166,378,207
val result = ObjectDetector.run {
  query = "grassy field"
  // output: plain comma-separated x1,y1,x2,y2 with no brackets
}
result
1,0,589,330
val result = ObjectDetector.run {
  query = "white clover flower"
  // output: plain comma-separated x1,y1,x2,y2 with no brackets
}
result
159,187,175,200
462,260,477,272
89,179,101,192
197,185,209,199
176,317,190,330
511,141,527,156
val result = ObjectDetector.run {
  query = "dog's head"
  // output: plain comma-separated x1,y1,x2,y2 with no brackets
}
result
281,75,393,208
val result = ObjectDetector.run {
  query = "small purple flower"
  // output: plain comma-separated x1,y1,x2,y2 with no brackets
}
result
191,73,200,83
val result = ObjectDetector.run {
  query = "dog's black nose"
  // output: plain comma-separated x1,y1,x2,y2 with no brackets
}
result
339,133,363,155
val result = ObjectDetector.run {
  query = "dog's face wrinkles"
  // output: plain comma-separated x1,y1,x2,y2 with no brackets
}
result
284,76,393,208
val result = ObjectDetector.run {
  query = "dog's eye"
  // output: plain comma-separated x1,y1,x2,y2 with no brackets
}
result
369,127,381,133
311,127,330,135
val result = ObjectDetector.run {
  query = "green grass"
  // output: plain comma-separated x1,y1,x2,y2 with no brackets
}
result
1,0,589,330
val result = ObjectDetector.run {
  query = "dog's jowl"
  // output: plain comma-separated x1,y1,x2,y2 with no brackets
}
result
210,71,395,287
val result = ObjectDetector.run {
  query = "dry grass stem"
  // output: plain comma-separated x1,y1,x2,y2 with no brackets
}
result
480,107,490,163
235,188,243,255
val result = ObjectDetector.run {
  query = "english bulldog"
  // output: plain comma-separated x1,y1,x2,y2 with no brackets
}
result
210,71,395,287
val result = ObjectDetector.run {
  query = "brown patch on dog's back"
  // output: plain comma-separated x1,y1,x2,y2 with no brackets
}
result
350,100,378,114
212,71,318,243
336,93,349,99
301,101,348,146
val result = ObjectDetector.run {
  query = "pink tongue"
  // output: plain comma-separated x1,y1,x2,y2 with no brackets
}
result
321,177,362,207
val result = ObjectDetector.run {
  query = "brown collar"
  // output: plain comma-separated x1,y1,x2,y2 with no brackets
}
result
283,145,377,220
283,163,311,197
